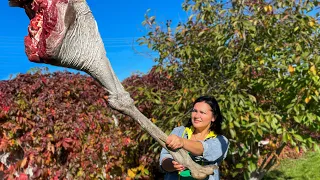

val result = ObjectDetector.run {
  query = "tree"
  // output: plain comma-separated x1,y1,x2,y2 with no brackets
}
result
139,0,320,179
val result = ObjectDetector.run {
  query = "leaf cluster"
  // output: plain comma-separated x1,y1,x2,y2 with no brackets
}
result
0,70,150,179
138,0,320,179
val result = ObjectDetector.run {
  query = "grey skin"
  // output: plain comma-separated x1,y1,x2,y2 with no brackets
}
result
9,0,217,179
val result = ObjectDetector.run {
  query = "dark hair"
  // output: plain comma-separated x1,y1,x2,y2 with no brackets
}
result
185,95,224,135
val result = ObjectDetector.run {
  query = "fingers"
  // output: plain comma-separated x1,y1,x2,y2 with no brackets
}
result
166,135,184,149
172,160,185,172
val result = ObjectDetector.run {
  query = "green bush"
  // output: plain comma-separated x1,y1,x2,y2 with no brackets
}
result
138,0,320,179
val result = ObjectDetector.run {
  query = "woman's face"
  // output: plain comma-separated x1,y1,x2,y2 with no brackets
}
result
191,102,215,132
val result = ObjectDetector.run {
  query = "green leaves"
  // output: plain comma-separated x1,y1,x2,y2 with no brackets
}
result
139,0,320,179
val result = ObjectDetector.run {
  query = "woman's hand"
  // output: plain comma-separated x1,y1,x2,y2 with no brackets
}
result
166,134,185,150
172,160,185,172
161,158,185,172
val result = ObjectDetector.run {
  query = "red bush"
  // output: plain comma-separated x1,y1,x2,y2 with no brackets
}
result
0,67,178,179
0,71,141,179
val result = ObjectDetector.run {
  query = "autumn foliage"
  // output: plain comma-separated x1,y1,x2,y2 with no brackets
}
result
0,69,174,179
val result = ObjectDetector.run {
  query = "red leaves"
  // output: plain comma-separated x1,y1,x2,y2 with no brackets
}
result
40,76,47,84
56,138,73,150
4,165,16,176
0,91,11,118
123,66,176,93
122,137,131,146
103,145,109,152
0,71,156,179
1,105,10,113
61,138,72,149
17,173,28,180
0,133,10,151
0,162,4,171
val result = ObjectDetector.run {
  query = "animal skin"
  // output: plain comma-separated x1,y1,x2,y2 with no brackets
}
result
8,0,217,178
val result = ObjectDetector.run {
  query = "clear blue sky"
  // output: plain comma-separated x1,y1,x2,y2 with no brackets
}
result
0,1,187,81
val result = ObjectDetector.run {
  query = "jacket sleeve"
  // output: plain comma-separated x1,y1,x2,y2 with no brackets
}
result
159,126,185,166
199,135,229,163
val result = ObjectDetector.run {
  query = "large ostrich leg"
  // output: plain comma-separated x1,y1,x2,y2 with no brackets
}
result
9,0,217,178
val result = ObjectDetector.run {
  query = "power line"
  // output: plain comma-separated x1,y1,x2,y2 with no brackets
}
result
0,40,148,48
0,36,143,40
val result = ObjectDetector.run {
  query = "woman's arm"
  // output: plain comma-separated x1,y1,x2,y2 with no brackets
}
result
159,127,186,172
166,134,229,160
182,138,204,156
166,134,204,156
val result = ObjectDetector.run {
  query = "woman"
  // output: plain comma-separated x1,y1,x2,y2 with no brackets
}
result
159,96,229,180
